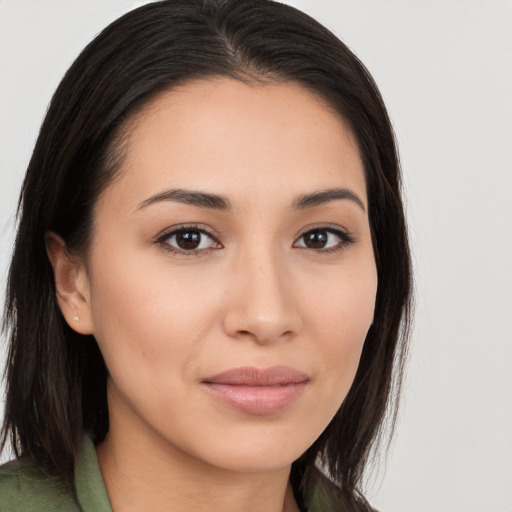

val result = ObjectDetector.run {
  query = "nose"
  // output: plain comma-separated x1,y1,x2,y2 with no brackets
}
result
222,246,302,345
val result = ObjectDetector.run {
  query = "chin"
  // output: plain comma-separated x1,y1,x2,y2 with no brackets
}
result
207,449,301,474
186,423,319,474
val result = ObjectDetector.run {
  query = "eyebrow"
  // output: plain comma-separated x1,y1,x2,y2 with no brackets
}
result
292,187,366,211
136,186,365,213
136,188,232,211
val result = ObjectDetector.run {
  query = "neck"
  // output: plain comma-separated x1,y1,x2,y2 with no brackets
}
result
96,392,300,512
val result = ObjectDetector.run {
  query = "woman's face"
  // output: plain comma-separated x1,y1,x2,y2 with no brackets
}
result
79,78,377,472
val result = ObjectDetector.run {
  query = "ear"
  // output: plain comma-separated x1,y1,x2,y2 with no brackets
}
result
45,232,94,335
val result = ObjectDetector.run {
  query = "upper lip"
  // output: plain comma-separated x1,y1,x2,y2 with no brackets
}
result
202,366,309,386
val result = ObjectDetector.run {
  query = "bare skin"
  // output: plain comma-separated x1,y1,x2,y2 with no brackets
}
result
47,78,377,511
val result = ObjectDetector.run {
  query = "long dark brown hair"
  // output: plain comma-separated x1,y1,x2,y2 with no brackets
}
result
1,1,412,510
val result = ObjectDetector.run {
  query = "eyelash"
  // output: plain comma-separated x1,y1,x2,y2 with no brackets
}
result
155,224,356,256
294,224,356,253
155,224,221,256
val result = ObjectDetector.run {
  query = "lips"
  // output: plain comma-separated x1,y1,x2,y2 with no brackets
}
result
201,366,309,415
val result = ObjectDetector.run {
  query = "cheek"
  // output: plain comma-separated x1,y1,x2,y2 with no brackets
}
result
307,265,377,390
87,253,223,385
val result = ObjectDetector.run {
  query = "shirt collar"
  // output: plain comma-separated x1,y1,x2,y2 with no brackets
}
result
74,437,113,512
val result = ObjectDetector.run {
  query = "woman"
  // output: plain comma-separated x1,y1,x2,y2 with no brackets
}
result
0,0,412,510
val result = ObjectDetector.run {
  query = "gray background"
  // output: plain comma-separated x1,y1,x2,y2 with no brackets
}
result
1,1,511,510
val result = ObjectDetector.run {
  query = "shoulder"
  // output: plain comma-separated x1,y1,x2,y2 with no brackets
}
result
306,469,346,512
306,467,378,512
0,458,80,512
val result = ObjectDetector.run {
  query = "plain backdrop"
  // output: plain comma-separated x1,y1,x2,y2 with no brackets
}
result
1,1,511,511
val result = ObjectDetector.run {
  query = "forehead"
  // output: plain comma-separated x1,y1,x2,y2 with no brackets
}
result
101,77,366,210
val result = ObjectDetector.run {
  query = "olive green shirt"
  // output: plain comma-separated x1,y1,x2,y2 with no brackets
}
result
0,438,339,511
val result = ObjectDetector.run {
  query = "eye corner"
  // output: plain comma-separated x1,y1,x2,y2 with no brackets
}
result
154,224,222,256
293,225,356,253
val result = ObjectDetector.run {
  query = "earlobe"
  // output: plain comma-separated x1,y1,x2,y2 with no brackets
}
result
45,232,93,335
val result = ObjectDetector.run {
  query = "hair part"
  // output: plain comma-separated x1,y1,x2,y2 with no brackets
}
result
2,1,412,509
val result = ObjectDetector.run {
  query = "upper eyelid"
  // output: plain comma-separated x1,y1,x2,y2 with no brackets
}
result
155,223,220,243
155,225,222,256
295,223,352,238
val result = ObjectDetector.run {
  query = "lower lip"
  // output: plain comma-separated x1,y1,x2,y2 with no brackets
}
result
203,382,308,415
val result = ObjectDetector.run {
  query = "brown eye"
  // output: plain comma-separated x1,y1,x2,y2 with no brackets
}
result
175,230,202,250
162,228,218,252
303,230,329,249
294,227,355,252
